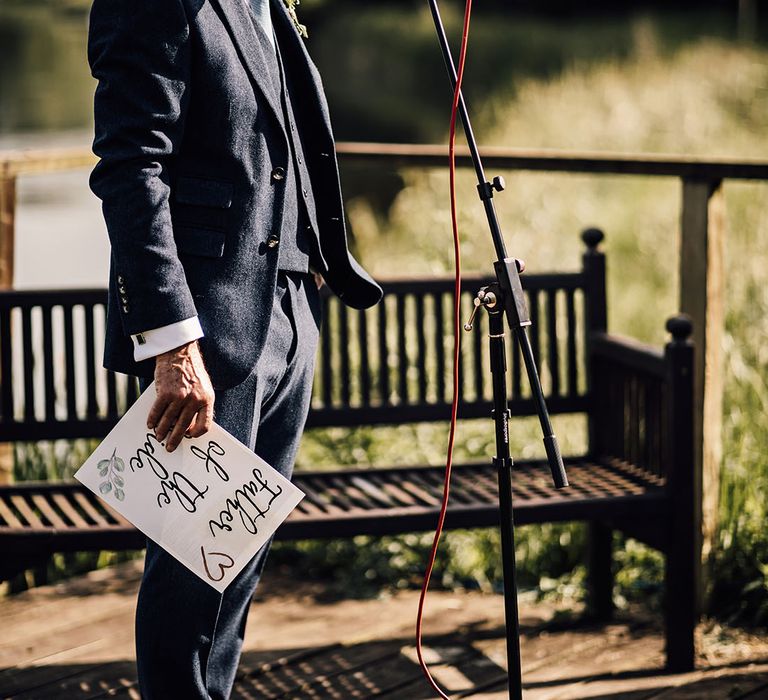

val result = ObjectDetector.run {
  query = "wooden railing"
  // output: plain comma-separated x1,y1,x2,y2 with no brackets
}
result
2,142,768,554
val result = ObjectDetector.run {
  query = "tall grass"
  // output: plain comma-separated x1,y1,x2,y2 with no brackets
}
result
289,36,768,617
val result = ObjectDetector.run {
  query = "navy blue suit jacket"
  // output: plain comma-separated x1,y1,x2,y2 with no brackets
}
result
87,0,382,389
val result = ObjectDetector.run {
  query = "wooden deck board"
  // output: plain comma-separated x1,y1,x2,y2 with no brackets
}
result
3,561,768,699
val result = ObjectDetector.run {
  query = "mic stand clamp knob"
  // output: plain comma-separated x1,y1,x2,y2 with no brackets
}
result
463,286,498,331
477,175,506,201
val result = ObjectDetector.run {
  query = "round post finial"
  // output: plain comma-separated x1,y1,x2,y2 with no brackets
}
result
581,228,605,251
666,314,693,342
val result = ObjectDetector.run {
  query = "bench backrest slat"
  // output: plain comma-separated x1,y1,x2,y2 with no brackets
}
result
307,273,590,428
0,290,140,441
0,272,592,441
590,333,669,478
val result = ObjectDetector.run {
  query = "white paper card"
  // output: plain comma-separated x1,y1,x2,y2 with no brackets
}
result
74,382,304,593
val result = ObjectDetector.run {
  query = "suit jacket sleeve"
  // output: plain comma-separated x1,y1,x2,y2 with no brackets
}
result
87,0,197,335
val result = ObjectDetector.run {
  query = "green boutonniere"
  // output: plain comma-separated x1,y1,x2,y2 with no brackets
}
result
283,0,308,39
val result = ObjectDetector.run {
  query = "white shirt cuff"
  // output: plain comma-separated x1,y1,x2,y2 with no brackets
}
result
131,316,204,362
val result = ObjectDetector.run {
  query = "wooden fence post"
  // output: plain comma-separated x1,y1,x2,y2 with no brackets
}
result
679,177,725,607
0,173,16,484
738,0,757,41
0,175,14,289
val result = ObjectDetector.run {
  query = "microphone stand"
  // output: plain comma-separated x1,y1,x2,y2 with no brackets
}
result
426,2,569,697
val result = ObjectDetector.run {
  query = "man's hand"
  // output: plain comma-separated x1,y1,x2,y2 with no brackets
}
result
148,340,215,452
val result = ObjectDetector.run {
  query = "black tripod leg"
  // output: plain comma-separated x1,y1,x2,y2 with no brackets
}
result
488,306,523,700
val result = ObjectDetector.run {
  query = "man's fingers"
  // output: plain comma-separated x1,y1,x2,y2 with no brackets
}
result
154,400,183,445
166,402,202,452
186,400,214,439
147,393,172,430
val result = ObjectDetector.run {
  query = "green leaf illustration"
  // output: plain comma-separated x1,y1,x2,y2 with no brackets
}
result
95,447,128,500
104,448,118,473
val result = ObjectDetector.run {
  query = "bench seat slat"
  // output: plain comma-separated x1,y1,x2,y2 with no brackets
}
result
330,475,372,510
0,497,24,528
322,476,363,512
302,477,351,515
398,477,442,507
51,492,90,528
349,475,397,508
30,494,68,529
451,470,497,504
72,491,110,526
294,497,327,516
371,476,420,508
444,478,477,505
10,495,44,529
293,482,335,515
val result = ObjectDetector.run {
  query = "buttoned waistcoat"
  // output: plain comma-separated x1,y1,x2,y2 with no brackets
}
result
87,0,382,389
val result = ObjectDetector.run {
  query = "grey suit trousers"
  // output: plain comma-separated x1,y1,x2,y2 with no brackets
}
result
135,270,321,699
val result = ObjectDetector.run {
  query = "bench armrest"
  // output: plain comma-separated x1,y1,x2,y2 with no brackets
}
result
587,330,681,481
590,332,665,377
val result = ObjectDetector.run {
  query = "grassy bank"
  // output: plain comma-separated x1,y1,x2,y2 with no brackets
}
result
288,36,768,620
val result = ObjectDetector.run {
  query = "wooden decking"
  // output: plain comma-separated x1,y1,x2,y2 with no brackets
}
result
2,561,768,699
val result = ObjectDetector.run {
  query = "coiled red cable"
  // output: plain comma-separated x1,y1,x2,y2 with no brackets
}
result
415,1,473,697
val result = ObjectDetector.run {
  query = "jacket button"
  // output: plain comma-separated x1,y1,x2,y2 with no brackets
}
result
117,275,125,285
267,235,280,249
122,304,130,314
271,167,286,181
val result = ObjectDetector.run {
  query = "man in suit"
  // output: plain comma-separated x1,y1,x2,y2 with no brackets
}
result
87,0,382,696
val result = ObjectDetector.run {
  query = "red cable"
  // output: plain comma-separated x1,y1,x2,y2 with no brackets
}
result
415,1,472,697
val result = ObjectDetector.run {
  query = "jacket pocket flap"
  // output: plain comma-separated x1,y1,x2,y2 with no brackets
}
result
174,176,234,208
175,226,226,258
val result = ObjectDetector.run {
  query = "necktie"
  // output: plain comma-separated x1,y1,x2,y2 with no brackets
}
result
249,0,275,52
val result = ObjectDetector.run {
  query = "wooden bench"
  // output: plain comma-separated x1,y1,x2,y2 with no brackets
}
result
0,229,698,671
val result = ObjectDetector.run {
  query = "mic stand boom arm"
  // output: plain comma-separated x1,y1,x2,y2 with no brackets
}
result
427,0,568,489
